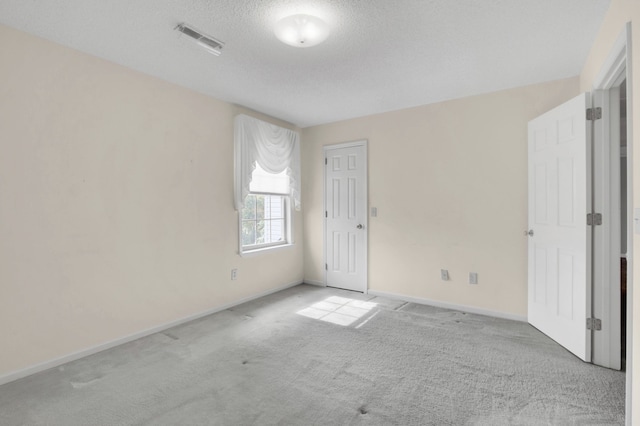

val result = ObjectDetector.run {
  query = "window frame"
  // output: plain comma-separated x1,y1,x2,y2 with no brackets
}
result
238,191,292,255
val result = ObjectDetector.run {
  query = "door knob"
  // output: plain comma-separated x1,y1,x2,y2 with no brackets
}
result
357,224,364,229
525,229,534,236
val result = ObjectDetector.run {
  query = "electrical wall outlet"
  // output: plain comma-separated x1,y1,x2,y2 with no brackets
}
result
469,272,478,285
441,269,449,281
231,268,238,280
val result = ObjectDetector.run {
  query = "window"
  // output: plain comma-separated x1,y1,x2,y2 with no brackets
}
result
234,114,300,254
241,194,287,249
240,164,290,251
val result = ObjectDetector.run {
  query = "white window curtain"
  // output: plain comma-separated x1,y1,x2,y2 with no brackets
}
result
250,163,290,194
234,114,301,211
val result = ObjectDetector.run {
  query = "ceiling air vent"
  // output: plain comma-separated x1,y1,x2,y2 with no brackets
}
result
175,23,224,56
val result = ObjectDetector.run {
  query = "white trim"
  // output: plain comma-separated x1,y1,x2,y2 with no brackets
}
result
304,279,325,287
623,22,634,426
0,280,303,387
368,290,527,322
323,140,368,150
592,86,623,370
593,29,629,90
589,22,633,424
239,243,295,257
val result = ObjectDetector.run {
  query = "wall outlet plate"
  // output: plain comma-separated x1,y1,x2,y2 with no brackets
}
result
441,269,449,281
469,272,478,285
231,269,238,280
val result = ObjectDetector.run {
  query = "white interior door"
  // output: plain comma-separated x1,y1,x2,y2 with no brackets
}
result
527,93,591,362
325,142,367,292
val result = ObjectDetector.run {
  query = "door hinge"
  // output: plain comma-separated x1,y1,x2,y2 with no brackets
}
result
587,318,602,331
325,263,328,271
587,213,602,226
325,211,328,218
586,107,602,121
325,158,327,165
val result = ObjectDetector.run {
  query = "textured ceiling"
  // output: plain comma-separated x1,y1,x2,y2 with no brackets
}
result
0,0,610,128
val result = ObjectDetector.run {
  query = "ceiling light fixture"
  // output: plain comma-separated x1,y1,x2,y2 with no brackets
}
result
274,14,329,48
175,23,225,56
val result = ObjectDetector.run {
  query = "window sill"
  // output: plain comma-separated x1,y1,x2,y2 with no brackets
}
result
239,243,295,257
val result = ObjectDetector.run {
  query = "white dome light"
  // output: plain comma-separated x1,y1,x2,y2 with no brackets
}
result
274,14,329,48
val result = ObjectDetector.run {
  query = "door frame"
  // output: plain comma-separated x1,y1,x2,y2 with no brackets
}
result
591,22,633,423
323,140,368,292
592,70,625,370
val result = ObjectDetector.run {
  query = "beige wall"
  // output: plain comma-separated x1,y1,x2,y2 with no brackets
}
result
579,0,639,421
0,24,303,379
302,78,579,318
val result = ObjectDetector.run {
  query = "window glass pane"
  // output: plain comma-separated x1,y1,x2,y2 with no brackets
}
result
256,195,265,220
276,196,283,218
256,220,266,245
242,220,256,246
263,195,283,220
263,196,271,220
270,219,284,242
242,195,256,220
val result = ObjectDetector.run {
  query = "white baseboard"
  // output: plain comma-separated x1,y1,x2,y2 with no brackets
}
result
303,279,325,287
0,280,303,387
367,289,527,322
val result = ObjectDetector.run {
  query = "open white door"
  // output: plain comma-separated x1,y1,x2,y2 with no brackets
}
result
527,93,591,362
324,142,368,292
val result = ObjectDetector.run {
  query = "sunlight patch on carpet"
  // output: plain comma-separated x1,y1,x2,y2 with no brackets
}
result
296,296,377,326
